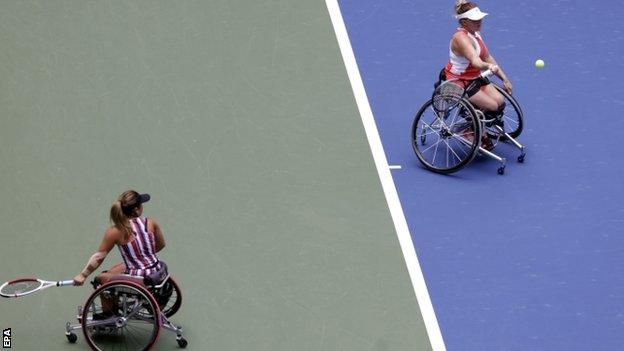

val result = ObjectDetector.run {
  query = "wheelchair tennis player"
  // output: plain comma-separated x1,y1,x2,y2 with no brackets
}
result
73,190,167,290
66,190,187,349
445,0,513,149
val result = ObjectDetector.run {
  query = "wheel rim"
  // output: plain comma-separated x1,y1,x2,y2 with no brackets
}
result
412,99,480,173
82,282,161,351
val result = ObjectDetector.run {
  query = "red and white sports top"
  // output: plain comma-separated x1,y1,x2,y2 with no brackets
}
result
118,216,161,276
444,28,489,80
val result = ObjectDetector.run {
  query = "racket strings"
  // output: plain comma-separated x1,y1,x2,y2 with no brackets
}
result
433,82,464,113
1,280,42,296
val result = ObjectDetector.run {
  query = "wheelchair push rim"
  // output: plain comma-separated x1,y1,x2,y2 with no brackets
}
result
411,97,482,174
81,280,162,351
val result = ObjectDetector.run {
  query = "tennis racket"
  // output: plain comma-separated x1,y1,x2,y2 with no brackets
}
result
0,277,74,298
432,68,495,114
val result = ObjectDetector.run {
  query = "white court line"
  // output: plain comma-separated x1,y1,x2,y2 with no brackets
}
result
389,165,402,170
324,1,446,350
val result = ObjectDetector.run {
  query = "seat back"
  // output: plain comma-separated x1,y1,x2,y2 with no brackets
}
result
434,68,447,89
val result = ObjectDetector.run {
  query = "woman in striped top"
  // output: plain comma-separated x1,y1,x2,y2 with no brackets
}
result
73,190,166,286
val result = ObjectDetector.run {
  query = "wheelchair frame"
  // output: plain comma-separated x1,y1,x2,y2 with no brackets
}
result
65,274,187,351
411,79,526,174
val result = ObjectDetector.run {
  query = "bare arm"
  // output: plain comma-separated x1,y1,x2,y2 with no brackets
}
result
484,54,513,93
73,228,118,285
149,218,166,252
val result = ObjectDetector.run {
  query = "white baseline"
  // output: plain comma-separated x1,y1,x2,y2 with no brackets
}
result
324,1,446,350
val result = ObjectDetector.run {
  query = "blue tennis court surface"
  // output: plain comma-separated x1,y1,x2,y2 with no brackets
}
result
338,1,624,350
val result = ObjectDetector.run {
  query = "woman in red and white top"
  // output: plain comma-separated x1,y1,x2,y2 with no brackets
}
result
73,190,166,286
445,0,513,115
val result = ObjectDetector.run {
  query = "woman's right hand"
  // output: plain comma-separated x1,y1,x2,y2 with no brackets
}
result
503,79,513,94
73,273,86,286
488,64,499,74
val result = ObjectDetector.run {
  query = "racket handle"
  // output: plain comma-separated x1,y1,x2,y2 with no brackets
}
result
480,65,498,78
58,280,75,287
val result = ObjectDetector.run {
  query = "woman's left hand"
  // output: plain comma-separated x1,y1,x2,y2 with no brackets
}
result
503,79,513,94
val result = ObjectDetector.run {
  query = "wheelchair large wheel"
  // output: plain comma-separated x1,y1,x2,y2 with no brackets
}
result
81,281,162,351
486,84,523,140
155,277,182,318
411,98,481,174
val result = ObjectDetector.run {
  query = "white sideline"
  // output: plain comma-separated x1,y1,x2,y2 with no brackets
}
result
324,1,446,350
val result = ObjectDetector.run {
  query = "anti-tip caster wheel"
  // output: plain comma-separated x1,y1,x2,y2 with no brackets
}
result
66,332,78,344
177,337,188,348
497,166,505,175
517,154,525,163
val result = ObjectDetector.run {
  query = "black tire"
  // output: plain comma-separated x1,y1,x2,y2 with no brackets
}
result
486,84,523,140
81,281,161,351
66,332,78,343
411,98,481,174
177,337,188,348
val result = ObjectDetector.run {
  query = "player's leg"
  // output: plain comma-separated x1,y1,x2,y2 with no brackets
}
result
94,262,126,316
468,84,505,149
468,86,500,112
480,84,507,126
95,262,126,285
484,84,505,106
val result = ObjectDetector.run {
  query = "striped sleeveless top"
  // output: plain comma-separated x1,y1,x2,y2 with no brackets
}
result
118,216,162,276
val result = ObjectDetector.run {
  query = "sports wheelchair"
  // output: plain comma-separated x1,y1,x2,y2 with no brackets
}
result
65,266,187,351
411,69,526,174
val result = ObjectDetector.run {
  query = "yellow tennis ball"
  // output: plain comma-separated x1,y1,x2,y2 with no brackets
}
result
535,59,545,69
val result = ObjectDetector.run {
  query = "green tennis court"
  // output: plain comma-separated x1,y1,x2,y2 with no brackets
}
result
0,1,432,350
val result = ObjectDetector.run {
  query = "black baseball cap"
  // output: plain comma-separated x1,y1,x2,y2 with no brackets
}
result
121,193,150,213
135,193,151,205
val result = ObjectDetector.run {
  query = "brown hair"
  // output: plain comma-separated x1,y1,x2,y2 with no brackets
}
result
455,0,477,15
110,190,141,242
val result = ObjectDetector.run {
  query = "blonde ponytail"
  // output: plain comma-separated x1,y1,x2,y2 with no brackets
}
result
110,200,133,242
109,190,148,243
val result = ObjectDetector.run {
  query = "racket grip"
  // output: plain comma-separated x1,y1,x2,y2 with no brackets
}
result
480,69,493,78
58,280,75,287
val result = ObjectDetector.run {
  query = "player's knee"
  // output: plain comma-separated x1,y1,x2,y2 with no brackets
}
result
487,87,504,106
94,271,111,286
484,100,499,112
496,95,505,107
497,101,506,114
